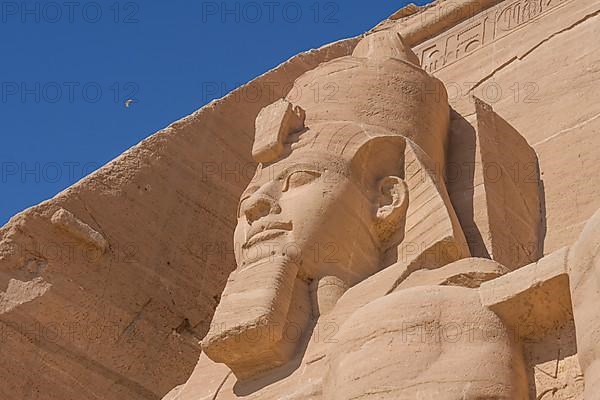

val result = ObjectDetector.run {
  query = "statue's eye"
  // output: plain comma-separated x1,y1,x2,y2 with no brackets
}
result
283,171,321,192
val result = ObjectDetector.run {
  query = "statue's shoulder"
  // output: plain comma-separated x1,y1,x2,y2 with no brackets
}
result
329,257,507,326
321,272,528,400
344,284,490,330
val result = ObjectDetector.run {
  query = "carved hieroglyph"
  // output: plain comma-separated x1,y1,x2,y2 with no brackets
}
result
415,0,576,73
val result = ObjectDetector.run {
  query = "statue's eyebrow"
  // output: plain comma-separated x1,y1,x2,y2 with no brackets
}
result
277,162,325,180
239,162,326,200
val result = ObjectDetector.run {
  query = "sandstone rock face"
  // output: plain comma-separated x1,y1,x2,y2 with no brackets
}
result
414,0,600,256
1,0,600,399
0,34,359,400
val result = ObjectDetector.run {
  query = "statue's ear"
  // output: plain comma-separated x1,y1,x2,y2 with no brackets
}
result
375,176,409,246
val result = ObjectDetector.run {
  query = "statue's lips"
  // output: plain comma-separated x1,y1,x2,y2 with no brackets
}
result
243,221,292,249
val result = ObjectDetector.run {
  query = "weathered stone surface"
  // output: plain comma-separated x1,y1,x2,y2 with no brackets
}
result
51,208,108,252
480,246,571,340
473,98,543,268
2,0,600,398
568,209,600,398
167,24,547,400
413,0,600,254
0,31,360,400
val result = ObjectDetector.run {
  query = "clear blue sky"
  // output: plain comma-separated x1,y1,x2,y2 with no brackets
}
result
0,0,426,226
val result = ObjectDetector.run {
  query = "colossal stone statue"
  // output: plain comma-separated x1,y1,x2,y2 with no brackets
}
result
1,0,600,397
167,30,531,399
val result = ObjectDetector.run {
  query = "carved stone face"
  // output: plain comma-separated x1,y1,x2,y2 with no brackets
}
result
235,150,381,285
202,132,409,380
202,29,453,384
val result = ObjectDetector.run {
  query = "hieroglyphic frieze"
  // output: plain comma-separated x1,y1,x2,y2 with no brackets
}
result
415,0,574,73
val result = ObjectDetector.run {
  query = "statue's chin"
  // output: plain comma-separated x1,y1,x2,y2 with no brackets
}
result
202,257,311,380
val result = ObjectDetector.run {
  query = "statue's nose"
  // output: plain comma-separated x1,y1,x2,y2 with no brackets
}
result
242,191,280,224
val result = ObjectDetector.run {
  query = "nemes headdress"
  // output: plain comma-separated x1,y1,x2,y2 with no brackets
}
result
252,30,470,269
252,30,450,169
